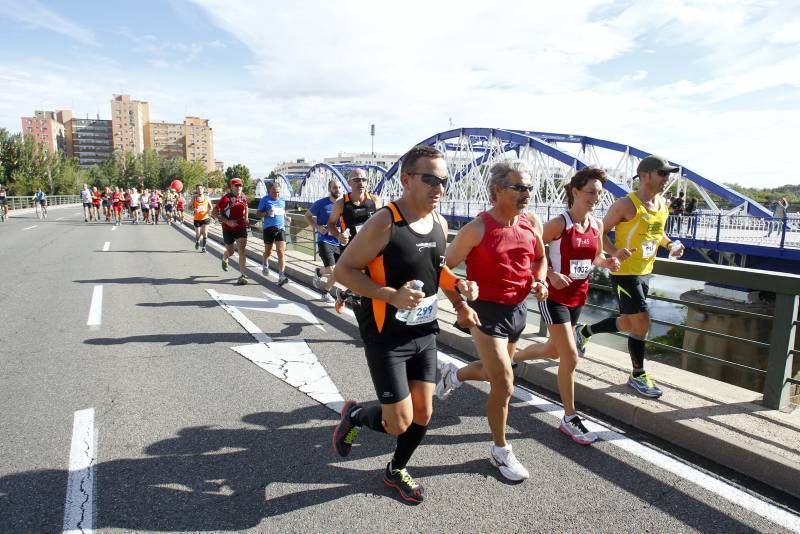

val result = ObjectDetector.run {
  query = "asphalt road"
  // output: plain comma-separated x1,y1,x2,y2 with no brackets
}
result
0,206,798,533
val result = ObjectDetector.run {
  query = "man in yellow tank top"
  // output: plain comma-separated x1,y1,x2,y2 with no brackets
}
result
575,156,685,398
192,184,212,252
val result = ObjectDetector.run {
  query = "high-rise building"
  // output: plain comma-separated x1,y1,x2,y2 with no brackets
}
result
20,111,66,156
111,94,150,155
184,116,214,171
60,110,114,168
146,121,185,160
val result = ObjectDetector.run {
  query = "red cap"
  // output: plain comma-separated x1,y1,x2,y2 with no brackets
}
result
230,178,243,186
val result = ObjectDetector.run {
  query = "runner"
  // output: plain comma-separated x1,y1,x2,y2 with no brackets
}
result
111,187,123,225
80,184,93,222
129,187,141,224
327,168,383,311
101,187,111,222
213,177,250,286
332,145,478,504
175,192,185,224
140,188,151,224
575,155,684,398
255,180,288,286
434,160,547,481
511,167,620,445
192,184,211,252
149,189,162,224
165,187,177,223
0,185,8,220
91,186,102,221
304,178,343,303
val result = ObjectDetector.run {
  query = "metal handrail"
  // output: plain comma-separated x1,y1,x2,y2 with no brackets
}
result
3,195,81,210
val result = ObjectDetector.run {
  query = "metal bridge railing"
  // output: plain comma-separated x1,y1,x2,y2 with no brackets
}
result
528,259,800,410
3,195,81,210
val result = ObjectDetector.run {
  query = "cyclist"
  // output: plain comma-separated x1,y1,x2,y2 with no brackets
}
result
33,188,47,218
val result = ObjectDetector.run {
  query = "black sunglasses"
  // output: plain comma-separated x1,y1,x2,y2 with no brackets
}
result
407,172,449,188
504,183,535,193
656,170,672,177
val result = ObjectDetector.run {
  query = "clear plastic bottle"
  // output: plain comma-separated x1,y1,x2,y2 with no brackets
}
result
668,239,682,261
395,280,425,322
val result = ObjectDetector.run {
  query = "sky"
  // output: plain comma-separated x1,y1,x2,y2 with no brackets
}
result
0,0,798,188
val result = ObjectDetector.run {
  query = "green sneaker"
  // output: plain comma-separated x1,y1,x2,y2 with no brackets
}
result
384,462,425,504
574,323,590,356
221,257,229,271
236,275,248,286
627,372,663,398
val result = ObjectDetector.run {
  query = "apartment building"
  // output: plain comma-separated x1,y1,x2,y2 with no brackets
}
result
111,94,150,155
20,111,66,156
58,110,114,168
146,121,186,160
184,116,214,172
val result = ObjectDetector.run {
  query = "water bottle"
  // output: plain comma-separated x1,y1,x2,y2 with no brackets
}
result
668,240,682,261
395,280,425,322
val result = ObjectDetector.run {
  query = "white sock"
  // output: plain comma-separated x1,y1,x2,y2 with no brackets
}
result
492,443,511,454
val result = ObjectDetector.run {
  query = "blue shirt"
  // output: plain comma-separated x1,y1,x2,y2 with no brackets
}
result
309,196,340,246
257,196,286,229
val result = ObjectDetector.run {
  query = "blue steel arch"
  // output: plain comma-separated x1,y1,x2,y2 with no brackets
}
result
510,130,770,217
299,163,349,196
375,128,630,198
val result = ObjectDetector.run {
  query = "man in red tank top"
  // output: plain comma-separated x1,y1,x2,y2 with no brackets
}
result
435,160,547,482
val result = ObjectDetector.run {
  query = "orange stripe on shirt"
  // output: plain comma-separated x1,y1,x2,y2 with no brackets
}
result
367,255,387,333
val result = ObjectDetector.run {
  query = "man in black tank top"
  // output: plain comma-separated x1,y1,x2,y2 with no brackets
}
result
331,146,477,504
327,168,382,249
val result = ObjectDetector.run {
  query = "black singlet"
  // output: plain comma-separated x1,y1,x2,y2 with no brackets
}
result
341,192,377,241
355,202,447,346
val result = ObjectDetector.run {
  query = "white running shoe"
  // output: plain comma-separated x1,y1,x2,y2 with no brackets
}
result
262,265,270,277
435,362,462,400
559,415,598,445
312,276,325,291
489,444,529,481
321,293,335,304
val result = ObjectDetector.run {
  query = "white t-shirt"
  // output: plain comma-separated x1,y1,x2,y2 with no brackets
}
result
129,193,141,207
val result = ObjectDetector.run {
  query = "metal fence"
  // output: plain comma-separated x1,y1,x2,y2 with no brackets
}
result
3,195,81,210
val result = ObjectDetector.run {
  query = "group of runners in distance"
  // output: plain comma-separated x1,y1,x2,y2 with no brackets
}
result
314,147,685,504
79,184,185,226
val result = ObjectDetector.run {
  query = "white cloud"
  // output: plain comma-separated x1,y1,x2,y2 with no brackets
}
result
0,0,98,46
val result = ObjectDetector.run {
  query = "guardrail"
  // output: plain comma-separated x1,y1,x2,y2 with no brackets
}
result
3,195,81,210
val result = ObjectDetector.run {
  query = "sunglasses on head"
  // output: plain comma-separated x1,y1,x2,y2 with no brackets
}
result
504,183,534,193
407,172,449,188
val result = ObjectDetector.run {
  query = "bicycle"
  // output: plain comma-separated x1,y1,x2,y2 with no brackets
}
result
35,201,47,220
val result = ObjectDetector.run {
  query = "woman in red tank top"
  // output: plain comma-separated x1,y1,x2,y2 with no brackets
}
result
514,167,620,446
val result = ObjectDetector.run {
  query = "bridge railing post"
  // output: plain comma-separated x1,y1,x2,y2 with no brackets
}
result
763,292,798,410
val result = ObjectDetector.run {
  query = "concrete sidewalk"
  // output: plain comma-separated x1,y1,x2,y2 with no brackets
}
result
185,218,800,501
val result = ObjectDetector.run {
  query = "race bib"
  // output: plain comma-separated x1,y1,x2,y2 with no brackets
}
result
406,295,438,326
569,259,592,280
271,206,285,216
641,240,657,259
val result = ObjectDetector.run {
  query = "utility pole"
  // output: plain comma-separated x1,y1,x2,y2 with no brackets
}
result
370,124,375,157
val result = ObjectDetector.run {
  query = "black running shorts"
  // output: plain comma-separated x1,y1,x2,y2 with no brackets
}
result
610,275,650,314
364,334,438,404
317,241,340,267
193,218,210,228
222,229,248,245
471,299,527,343
263,226,286,244
538,299,583,326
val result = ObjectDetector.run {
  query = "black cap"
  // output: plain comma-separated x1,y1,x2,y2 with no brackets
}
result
636,155,679,176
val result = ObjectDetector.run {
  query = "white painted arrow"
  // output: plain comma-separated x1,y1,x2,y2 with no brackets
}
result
207,288,344,413
213,291,325,332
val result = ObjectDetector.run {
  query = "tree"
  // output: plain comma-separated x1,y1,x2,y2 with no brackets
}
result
206,170,226,191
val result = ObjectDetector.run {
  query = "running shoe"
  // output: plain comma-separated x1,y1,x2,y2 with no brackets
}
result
262,264,270,277
384,462,426,504
335,289,352,314
435,362,461,400
321,293,335,304
221,257,229,271
312,275,325,291
627,372,663,398
488,444,529,481
277,273,289,286
574,323,590,356
236,275,248,286
559,415,598,445
195,239,199,250
332,400,360,457
201,246,206,253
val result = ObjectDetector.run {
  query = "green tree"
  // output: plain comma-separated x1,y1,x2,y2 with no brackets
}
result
141,149,162,190
206,169,226,191
225,163,253,196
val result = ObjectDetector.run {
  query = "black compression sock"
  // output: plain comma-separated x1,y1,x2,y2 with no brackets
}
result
350,405,386,433
585,317,619,336
391,423,428,470
628,336,646,370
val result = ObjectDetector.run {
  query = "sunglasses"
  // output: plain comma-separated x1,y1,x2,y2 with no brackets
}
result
656,170,672,177
407,172,449,188
350,178,368,183
504,183,535,193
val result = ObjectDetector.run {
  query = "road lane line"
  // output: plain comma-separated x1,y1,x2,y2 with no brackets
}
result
102,241,110,252
436,353,800,532
23,225,37,230
111,225,117,232
87,285,103,328
57,216,66,221
62,408,95,534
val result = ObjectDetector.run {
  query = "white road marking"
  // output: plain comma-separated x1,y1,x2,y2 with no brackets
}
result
62,408,96,534
207,288,344,412
436,353,800,532
102,241,110,252
57,216,66,221
86,285,103,329
111,225,117,232
23,225,37,230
